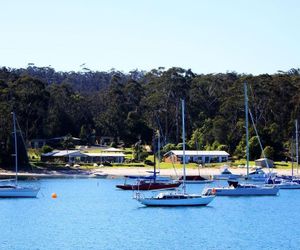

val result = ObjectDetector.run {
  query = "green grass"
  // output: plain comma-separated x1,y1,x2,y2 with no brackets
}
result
28,146,296,171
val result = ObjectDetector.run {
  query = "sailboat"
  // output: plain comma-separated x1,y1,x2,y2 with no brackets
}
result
178,163,213,184
268,120,300,189
134,100,215,206
0,112,40,198
203,82,279,196
116,132,181,191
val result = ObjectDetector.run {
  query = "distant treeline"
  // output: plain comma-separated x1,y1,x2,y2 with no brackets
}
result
0,66,300,167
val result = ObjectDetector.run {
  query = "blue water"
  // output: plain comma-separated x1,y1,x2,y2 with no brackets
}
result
1,178,300,250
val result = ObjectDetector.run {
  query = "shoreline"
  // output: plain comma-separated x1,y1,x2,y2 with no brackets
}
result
0,167,294,180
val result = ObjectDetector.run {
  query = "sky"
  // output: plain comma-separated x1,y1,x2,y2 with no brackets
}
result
0,0,300,75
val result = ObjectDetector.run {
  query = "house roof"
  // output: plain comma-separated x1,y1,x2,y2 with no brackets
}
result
165,150,230,157
42,150,125,157
255,158,273,162
42,150,86,157
102,147,123,152
85,152,125,157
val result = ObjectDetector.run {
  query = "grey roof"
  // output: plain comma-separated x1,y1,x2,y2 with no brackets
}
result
42,150,125,158
85,152,125,157
165,150,230,157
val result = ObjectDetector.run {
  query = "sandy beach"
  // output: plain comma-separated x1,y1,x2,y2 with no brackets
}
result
0,167,293,179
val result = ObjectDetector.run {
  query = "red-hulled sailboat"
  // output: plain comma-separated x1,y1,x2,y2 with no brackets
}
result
116,132,181,191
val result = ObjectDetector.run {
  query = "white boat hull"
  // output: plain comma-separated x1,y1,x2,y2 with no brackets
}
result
185,180,213,184
137,195,215,206
0,186,40,198
276,182,300,189
214,174,241,180
205,186,279,196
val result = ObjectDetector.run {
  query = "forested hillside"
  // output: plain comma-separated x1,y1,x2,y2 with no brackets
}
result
1,66,300,167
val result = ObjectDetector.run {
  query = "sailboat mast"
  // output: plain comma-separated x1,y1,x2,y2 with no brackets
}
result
244,82,250,178
296,119,299,176
157,130,160,178
181,99,186,194
153,131,156,180
12,112,18,185
291,137,294,178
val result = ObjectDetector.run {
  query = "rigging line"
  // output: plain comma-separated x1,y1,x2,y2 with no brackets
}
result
15,115,33,171
170,153,178,179
291,137,294,178
248,108,271,172
196,140,200,176
296,119,299,176
154,113,165,145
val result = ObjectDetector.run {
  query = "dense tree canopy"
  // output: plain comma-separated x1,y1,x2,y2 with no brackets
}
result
0,66,300,168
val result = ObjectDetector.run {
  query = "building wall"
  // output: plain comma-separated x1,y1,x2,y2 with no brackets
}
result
164,155,180,163
41,155,124,163
164,154,228,163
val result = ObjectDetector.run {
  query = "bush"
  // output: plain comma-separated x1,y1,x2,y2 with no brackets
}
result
102,161,112,166
41,145,53,154
144,159,154,166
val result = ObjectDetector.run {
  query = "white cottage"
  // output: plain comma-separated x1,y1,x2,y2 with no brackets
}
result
163,150,229,164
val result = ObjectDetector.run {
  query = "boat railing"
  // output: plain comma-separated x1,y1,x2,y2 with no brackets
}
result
133,191,144,200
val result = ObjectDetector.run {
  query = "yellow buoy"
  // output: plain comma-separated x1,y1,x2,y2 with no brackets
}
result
51,193,57,199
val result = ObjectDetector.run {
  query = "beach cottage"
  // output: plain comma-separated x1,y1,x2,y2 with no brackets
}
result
41,149,125,164
163,150,229,164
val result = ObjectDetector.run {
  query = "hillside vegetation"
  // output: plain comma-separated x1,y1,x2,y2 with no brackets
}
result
0,66,299,168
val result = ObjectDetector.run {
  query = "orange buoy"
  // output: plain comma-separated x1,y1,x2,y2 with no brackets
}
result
51,193,57,199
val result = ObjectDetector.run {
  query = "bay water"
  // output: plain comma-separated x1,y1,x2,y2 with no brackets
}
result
1,178,300,250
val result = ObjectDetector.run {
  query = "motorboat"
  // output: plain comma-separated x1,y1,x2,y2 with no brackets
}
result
247,167,276,182
266,177,300,189
214,166,241,180
203,179,279,196
203,83,279,197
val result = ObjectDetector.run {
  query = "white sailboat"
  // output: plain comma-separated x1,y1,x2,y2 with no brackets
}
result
135,100,215,206
203,82,279,196
0,112,40,198
272,120,300,189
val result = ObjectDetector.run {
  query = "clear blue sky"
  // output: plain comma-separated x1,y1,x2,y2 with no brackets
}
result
1,0,299,74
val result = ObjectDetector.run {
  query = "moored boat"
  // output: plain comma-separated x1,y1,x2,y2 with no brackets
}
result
214,166,241,180
135,100,215,206
0,112,40,198
0,185,40,198
204,83,279,197
203,179,279,196
116,176,181,190
136,192,215,206
179,175,213,184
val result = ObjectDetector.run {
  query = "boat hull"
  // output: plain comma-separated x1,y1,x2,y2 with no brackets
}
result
179,175,213,184
138,195,215,206
116,182,181,191
214,174,241,180
0,186,40,198
185,180,213,184
205,186,279,196
276,183,300,189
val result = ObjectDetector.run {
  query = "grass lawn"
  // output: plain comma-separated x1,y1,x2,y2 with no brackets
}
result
28,147,295,171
